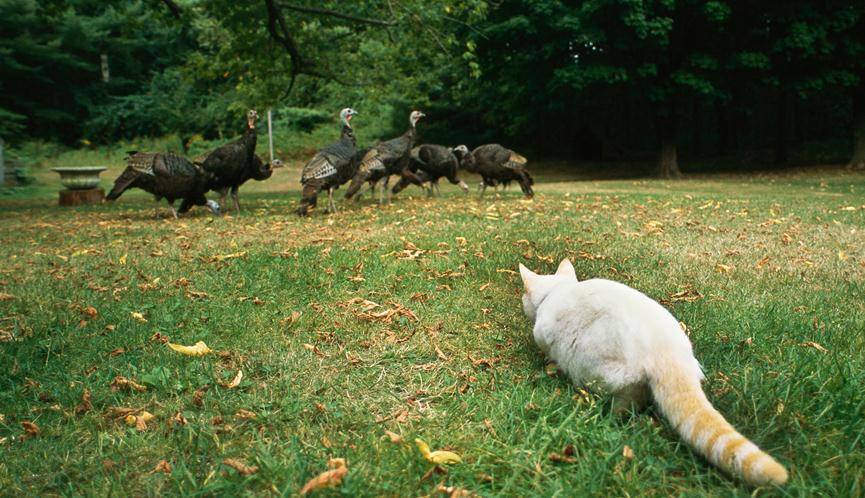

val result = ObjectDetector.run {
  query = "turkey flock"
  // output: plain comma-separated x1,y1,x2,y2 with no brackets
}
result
107,108,533,218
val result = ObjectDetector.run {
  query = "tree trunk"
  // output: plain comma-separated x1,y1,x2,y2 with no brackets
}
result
657,101,682,178
659,135,681,178
774,89,789,167
849,90,865,169
692,98,703,157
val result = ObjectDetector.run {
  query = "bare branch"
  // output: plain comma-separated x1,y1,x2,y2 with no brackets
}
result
278,2,395,26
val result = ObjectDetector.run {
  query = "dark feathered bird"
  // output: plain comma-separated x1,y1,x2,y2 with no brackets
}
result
106,152,220,218
197,110,280,212
344,110,426,204
460,144,534,198
392,144,469,196
296,108,359,216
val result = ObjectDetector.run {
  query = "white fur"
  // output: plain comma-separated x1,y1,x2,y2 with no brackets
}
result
520,260,703,397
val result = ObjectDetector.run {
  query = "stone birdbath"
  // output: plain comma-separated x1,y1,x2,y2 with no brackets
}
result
51,166,108,206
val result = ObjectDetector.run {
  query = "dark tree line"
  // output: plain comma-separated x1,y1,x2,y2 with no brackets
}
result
1,0,862,175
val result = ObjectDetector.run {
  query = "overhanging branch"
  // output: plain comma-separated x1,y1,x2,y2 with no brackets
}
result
278,3,395,26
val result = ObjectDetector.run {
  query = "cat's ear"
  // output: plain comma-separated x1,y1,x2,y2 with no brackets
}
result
518,263,538,291
556,258,577,279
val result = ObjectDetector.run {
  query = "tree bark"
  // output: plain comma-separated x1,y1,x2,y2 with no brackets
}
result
659,135,681,178
657,102,682,178
849,90,865,169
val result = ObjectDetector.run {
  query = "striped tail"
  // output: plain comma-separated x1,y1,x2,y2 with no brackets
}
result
649,373,788,486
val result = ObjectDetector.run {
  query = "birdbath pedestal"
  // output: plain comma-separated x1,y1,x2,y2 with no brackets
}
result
51,166,107,206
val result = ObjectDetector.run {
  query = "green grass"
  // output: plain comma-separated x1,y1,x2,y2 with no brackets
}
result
0,163,863,496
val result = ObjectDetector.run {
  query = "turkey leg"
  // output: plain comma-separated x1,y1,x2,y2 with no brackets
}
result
231,185,241,213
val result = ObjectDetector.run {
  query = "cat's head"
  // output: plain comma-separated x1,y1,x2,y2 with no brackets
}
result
519,259,578,323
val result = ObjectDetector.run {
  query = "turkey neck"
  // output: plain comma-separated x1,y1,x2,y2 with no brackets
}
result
341,124,356,146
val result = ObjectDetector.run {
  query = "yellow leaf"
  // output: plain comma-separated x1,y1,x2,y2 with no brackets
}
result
415,438,462,465
167,340,212,356
130,311,147,323
221,370,243,388
714,263,734,273
838,250,849,261
119,254,127,265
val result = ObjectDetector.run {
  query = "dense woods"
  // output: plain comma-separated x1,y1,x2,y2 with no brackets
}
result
1,0,863,175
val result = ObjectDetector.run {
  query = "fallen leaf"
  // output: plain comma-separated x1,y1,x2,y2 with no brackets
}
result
714,263,734,273
280,311,302,326
435,484,474,497
435,346,448,361
130,311,147,323
622,445,635,460
0,292,15,301
235,409,257,420
21,420,40,436
478,282,491,292
209,251,247,263
153,460,172,474
384,430,403,444
192,385,209,407
300,458,348,495
548,452,577,464
74,389,92,415
223,458,259,476
167,341,212,356
170,411,188,426
83,306,98,318
219,370,243,389
110,376,147,392
108,347,125,357
119,254,127,265
800,341,829,353
415,438,462,465
124,411,155,431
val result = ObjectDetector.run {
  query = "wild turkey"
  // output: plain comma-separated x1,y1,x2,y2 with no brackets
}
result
296,108,359,215
392,144,469,196
197,109,267,212
106,152,220,218
460,144,534,198
211,154,284,207
344,110,426,204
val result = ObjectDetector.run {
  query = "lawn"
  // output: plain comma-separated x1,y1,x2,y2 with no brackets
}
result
0,162,863,496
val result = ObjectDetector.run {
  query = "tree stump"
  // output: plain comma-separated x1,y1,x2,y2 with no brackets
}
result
59,188,104,206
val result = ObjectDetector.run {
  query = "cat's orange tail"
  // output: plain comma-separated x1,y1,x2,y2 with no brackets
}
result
649,372,788,486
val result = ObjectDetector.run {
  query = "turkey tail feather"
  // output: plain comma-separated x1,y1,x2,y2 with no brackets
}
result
106,168,139,201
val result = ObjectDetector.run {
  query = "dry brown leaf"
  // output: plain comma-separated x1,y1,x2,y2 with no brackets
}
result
435,484,475,497
192,385,209,407
384,430,404,444
21,420,39,436
74,389,92,415
170,412,188,426
622,445,635,460
714,263,734,273
83,306,98,318
548,452,577,464
478,282,491,292
800,341,829,353
0,292,15,301
110,376,147,392
300,458,348,495
435,346,448,361
108,347,125,357
235,409,257,420
124,411,155,431
209,251,247,263
280,311,302,326
219,370,243,389
153,460,172,474
223,458,259,476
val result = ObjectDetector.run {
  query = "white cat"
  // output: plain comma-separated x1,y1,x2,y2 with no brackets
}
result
519,259,788,486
